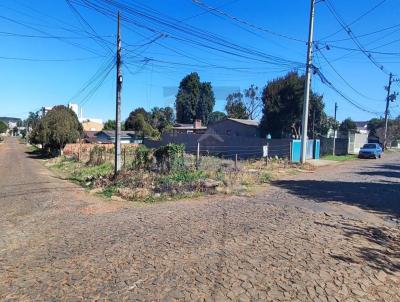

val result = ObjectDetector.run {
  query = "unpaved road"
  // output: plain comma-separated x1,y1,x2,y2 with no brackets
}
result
0,137,399,301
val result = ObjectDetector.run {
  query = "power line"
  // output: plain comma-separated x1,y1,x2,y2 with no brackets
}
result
0,55,104,62
315,47,383,102
320,0,388,40
191,0,306,43
313,67,383,115
323,0,391,75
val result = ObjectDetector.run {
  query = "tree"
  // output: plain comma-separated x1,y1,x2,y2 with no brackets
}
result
175,72,215,124
125,108,160,138
0,121,7,134
259,72,326,138
225,92,249,119
103,119,116,130
225,85,262,120
243,85,262,119
30,105,82,154
149,107,175,132
196,82,215,125
367,118,384,137
339,118,357,134
208,111,227,124
125,108,150,131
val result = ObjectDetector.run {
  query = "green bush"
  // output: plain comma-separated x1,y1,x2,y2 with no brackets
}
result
154,143,185,173
160,170,204,185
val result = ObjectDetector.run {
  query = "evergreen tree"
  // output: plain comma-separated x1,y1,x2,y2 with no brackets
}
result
175,72,215,124
225,92,249,119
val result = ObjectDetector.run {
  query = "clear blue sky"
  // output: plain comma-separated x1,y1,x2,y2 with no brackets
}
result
1,0,399,122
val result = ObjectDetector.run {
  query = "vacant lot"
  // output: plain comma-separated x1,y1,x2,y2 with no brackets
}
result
0,137,399,301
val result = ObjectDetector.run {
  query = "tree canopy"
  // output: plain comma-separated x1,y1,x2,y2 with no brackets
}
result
225,92,249,119
175,72,215,124
103,119,116,130
208,111,227,124
259,72,327,138
0,121,7,133
339,118,358,134
125,106,174,138
30,105,82,153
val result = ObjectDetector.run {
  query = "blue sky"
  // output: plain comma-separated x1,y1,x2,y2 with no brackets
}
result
1,0,400,122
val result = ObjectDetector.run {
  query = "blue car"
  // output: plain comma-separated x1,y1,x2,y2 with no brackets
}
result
358,143,383,159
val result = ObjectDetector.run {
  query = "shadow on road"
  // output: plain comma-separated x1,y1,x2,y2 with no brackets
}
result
274,179,400,218
341,223,400,273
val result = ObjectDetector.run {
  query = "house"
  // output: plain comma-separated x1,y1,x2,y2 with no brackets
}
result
354,121,370,135
207,118,260,137
0,117,22,136
84,130,142,144
172,119,207,134
81,120,103,132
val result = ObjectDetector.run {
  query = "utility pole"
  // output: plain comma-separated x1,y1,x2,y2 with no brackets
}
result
114,11,122,175
300,0,316,163
333,102,338,155
383,73,393,150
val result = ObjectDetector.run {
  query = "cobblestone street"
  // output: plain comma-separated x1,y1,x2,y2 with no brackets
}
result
1,137,399,301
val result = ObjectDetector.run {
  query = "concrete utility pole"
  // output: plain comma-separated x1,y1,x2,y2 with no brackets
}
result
300,0,316,163
332,102,338,155
383,73,393,150
114,11,122,175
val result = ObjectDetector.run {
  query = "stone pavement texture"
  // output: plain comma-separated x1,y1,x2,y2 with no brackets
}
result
0,137,399,301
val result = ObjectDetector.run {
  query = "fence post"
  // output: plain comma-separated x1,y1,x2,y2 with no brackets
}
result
289,141,292,162
123,147,126,169
196,142,200,170
235,153,238,171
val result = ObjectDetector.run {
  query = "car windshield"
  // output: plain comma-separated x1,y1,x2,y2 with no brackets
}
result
363,144,377,149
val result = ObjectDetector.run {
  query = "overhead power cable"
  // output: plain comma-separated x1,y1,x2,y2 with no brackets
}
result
323,0,391,75
313,67,383,115
315,47,382,102
321,0,387,40
191,0,306,43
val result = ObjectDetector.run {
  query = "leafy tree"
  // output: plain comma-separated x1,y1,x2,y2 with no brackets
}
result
260,72,325,138
175,72,215,124
0,121,7,133
103,119,116,130
225,85,262,120
125,108,150,131
125,108,160,138
367,118,384,137
208,111,227,124
30,105,82,154
225,92,249,119
339,118,358,134
150,107,175,132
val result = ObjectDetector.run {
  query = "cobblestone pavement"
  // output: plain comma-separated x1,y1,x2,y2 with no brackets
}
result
0,137,399,301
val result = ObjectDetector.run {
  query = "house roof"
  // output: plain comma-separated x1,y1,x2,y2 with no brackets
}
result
226,118,259,127
83,131,99,139
172,123,207,130
354,121,368,128
100,130,137,138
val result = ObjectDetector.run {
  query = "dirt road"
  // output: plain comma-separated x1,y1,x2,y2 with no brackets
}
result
1,137,399,301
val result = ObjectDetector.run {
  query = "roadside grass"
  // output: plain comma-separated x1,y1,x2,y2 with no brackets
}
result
322,154,358,161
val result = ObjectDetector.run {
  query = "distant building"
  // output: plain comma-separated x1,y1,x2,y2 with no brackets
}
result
0,117,22,136
172,119,207,134
207,118,260,137
354,121,369,135
81,120,104,132
84,130,142,144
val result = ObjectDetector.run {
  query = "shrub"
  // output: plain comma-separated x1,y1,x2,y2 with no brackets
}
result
154,144,185,173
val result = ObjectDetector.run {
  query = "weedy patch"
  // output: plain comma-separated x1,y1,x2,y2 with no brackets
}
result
45,144,298,203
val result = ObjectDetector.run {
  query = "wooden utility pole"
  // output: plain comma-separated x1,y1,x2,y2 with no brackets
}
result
114,11,122,175
333,102,338,155
383,73,393,150
300,0,316,164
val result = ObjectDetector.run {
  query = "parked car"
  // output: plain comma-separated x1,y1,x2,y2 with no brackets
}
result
358,143,383,159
